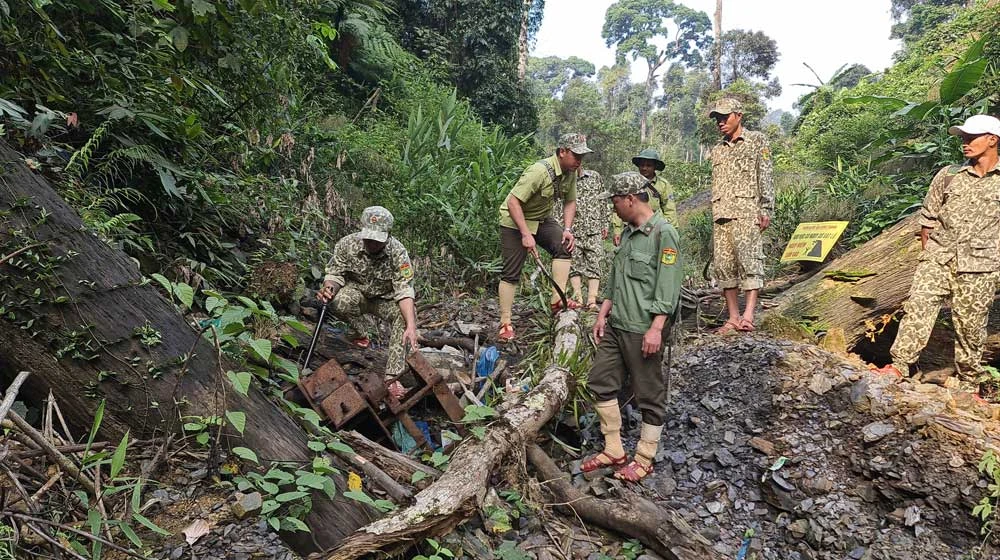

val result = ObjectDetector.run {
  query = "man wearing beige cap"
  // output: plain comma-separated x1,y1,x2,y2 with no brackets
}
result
318,206,419,379
874,115,1000,398
496,133,593,342
708,98,774,334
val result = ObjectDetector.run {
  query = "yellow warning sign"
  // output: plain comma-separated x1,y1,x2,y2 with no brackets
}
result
780,221,849,263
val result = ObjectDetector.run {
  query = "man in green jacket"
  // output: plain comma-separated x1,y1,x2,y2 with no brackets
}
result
496,133,593,342
581,172,683,483
612,148,678,245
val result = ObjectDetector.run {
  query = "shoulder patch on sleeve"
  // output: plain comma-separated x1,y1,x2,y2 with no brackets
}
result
660,247,677,266
761,147,771,160
399,262,413,280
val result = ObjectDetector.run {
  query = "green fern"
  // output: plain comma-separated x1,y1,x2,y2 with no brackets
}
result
65,120,111,178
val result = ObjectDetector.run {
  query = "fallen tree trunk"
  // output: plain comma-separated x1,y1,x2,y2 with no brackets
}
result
526,444,720,560
318,312,582,560
765,214,1000,367
0,141,371,553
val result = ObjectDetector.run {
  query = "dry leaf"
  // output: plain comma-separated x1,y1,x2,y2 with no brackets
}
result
183,519,211,545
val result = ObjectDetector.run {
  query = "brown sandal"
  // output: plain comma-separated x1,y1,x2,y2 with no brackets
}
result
581,451,627,473
614,460,653,482
737,317,756,332
715,320,740,334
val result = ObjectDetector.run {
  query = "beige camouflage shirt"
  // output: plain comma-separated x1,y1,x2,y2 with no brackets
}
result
554,170,609,236
710,130,774,220
324,233,416,301
919,162,1000,273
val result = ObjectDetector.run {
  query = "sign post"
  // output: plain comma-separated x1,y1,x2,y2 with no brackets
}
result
780,221,849,263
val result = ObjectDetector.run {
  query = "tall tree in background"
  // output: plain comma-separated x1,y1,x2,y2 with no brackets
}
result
397,0,538,134
714,29,781,98
527,56,597,98
656,63,712,160
518,0,546,80
602,0,712,142
713,0,722,89
889,0,970,47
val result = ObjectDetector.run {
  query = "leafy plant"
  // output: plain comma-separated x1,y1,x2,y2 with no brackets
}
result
974,450,1000,546
413,538,455,560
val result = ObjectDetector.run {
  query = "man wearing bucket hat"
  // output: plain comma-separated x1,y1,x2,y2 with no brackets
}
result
611,148,678,246
581,171,682,483
708,97,774,334
873,115,1000,398
497,132,593,342
317,206,419,380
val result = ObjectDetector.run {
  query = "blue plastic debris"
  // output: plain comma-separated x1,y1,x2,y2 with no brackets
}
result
736,535,751,560
475,346,500,392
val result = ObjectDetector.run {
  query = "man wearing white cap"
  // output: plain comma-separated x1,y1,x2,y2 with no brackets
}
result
318,206,419,380
874,115,1000,397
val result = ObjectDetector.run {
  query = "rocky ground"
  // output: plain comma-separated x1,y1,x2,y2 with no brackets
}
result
563,332,1000,560
128,297,1000,560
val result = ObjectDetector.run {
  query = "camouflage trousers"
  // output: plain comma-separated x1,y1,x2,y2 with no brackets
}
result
890,259,1000,379
570,232,606,280
713,218,764,290
332,286,406,379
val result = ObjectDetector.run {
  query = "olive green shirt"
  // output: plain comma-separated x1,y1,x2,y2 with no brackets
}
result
604,211,683,334
499,155,577,234
611,174,677,237
920,162,1000,273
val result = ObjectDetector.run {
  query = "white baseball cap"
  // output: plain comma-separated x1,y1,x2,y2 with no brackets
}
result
948,114,1000,137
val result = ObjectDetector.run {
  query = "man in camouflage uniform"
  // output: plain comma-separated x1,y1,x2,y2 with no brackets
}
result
708,98,774,333
317,206,419,380
581,172,683,483
874,115,1000,395
611,148,678,246
555,168,611,309
496,133,593,342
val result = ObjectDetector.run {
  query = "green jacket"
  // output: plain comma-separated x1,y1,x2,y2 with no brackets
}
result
499,155,577,233
611,174,677,237
604,211,682,334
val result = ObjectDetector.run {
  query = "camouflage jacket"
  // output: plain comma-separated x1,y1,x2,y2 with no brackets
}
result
324,233,416,301
919,162,1000,272
710,130,774,221
554,170,610,236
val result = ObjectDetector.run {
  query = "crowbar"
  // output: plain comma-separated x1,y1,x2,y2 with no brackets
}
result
531,250,568,311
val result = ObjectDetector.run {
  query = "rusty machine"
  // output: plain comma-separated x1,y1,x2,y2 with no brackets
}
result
288,305,465,451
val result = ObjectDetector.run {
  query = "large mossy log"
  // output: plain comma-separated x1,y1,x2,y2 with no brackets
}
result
764,214,1000,368
0,141,371,553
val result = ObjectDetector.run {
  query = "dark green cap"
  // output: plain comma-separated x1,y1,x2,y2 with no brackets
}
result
631,148,665,171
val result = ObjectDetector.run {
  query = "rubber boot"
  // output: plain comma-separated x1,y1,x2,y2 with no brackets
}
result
634,423,664,468
595,400,625,460
498,280,516,326
570,275,584,305
550,258,572,306
587,278,600,306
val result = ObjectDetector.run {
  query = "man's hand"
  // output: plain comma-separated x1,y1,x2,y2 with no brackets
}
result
561,229,575,253
601,228,609,240
316,281,338,303
402,326,419,352
521,233,538,258
613,234,621,246
593,315,606,345
641,326,662,357
920,227,931,250
757,214,771,231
